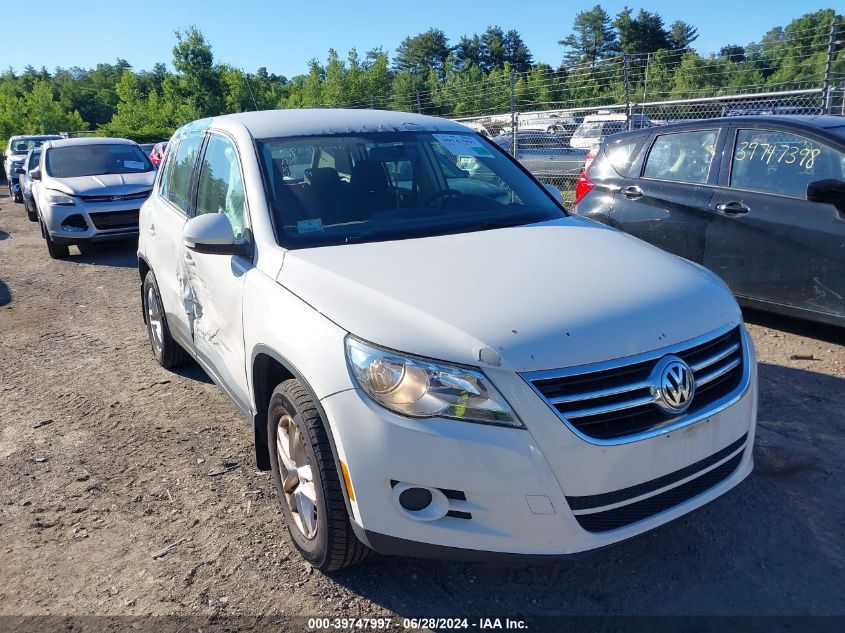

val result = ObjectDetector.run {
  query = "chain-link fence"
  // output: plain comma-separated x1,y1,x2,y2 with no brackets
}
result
447,18,844,205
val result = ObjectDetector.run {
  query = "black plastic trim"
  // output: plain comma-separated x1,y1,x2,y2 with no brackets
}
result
573,452,744,533
566,433,747,511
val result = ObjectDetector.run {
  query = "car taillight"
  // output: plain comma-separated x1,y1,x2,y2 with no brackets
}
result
574,165,595,206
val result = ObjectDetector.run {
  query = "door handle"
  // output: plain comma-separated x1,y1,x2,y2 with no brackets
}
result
622,185,643,200
148,223,156,236
715,201,750,215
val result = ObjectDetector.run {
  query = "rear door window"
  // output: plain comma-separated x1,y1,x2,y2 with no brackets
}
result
729,129,845,198
642,130,718,184
163,133,203,214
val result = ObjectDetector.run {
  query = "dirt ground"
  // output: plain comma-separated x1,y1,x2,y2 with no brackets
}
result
1,188,844,623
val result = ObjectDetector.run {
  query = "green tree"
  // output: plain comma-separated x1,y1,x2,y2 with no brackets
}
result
559,5,618,65
668,20,699,51
393,28,451,78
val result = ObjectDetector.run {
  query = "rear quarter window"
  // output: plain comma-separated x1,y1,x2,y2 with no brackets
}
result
643,130,718,184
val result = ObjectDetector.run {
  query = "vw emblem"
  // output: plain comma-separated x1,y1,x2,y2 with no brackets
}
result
652,355,695,414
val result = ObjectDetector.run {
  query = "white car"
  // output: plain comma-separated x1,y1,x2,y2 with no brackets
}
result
31,137,156,258
137,109,757,570
570,112,652,149
4,134,62,202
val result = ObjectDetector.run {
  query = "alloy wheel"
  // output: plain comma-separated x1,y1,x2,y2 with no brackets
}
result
146,285,164,356
275,414,318,539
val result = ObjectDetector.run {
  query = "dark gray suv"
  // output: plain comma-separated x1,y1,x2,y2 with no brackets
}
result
574,115,845,327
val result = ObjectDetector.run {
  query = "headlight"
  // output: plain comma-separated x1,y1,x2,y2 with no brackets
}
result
47,190,76,206
345,336,522,427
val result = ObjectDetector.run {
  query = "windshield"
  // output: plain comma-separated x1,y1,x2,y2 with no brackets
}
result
45,144,154,178
257,131,563,248
9,138,53,155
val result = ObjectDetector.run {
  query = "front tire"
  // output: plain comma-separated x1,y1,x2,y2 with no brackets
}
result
268,379,371,571
43,225,69,259
142,271,187,368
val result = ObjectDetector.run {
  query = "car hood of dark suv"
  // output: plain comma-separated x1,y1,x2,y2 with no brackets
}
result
47,171,155,197
277,216,743,373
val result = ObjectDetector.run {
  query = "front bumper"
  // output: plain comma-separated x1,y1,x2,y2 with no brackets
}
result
42,199,144,244
320,327,757,559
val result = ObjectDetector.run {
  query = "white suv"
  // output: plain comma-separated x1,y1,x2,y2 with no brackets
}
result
137,109,757,570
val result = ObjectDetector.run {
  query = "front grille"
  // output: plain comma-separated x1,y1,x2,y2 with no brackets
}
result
527,326,744,441
572,451,744,532
88,209,140,231
80,190,151,203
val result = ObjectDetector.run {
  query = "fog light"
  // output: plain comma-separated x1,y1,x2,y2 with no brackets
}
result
391,482,449,521
60,214,88,232
399,487,432,511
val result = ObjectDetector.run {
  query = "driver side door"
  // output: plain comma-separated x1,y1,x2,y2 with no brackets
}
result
183,131,254,413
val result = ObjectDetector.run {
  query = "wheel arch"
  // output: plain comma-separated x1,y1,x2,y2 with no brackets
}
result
249,345,356,520
138,255,151,323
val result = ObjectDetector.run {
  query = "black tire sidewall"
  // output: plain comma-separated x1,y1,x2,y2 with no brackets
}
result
142,272,165,364
267,387,331,567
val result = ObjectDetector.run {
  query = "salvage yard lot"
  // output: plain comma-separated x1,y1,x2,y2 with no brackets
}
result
0,191,844,619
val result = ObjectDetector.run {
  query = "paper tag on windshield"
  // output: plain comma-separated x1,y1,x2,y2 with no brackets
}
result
433,134,494,158
297,218,323,233
124,160,145,169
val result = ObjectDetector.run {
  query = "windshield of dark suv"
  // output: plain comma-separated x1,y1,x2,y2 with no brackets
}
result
45,144,154,178
257,131,564,248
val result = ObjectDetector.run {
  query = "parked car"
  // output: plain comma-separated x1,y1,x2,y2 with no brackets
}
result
149,141,168,167
3,135,62,202
493,132,588,180
570,112,652,149
138,109,757,571
31,137,156,258
20,149,41,222
139,143,156,155
574,115,845,327
518,113,579,135
458,120,491,138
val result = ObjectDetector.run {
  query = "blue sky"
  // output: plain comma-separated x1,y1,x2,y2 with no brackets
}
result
5,0,830,77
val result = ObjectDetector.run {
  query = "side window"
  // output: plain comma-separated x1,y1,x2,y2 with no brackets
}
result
730,129,845,198
643,130,718,184
163,133,203,214
602,138,641,177
157,140,177,196
195,134,247,240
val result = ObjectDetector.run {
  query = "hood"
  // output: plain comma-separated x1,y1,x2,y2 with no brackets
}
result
277,217,742,373
48,171,155,197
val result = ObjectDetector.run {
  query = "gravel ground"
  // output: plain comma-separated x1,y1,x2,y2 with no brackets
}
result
1,189,844,622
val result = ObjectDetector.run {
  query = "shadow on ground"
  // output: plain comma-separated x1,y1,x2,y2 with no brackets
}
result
743,307,844,345
0,278,10,307
62,241,138,269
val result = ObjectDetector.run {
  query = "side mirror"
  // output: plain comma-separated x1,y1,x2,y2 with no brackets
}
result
807,179,845,213
183,213,248,256
30,168,41,181
544,182,562,203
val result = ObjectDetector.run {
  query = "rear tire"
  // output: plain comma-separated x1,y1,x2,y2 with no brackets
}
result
142,271,187,369
268,379,371,571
